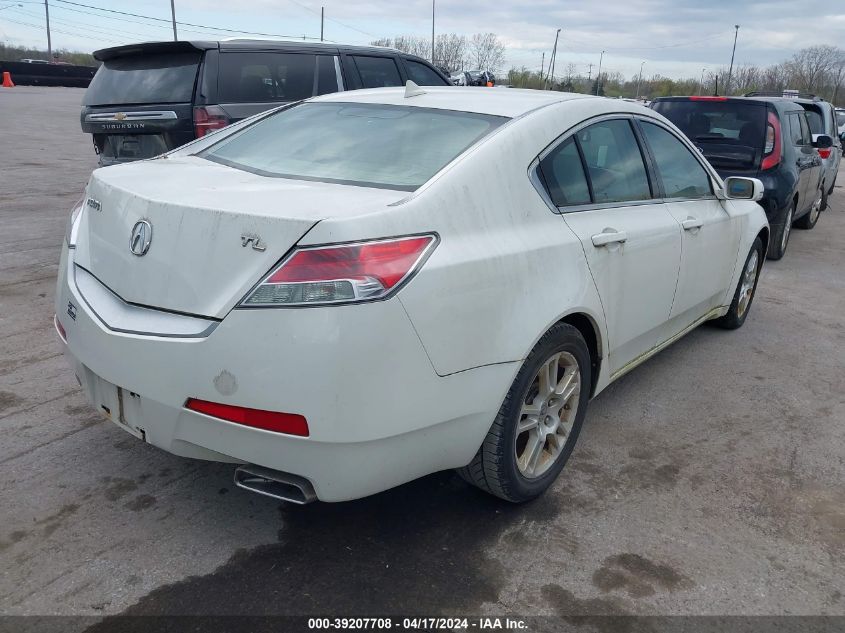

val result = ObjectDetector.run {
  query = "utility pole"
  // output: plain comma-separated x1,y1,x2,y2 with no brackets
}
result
431,0,435,64
549,29,560,90
44,0,52,60
726,24,739,95
587,63,593,82
595,50,604,95
540,52,544,78
636,61,645,99
699,68,706,95
320,6,324,42
543,29,560,90
169,0,178,41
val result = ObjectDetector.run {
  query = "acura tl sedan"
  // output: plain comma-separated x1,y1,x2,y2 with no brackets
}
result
56,85,769,504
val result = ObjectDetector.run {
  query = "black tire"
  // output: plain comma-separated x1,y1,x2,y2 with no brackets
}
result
828,174,837,197
457,323,591,503
796,186,822,230
713,237,764,330
820,183,829,212
767,201,794,261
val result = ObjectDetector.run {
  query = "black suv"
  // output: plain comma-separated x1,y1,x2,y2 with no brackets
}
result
651,95,834,259
81,40,450,166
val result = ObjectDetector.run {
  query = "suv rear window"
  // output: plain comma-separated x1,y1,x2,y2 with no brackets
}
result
84,52,200,106
218,52,339,103
652,100,765,170
200,102,506,191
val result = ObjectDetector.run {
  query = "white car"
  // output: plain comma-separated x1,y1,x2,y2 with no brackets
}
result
56,85,769,504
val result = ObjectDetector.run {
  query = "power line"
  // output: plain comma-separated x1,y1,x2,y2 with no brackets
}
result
51,0,324,40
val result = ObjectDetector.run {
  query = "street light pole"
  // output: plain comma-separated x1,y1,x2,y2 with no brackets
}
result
170,0,178,41
549,29,561,89
726,24,739,95
596,50,604,95
636,61,645,99
431,0,435,64
699,67,706,95
44,0,52,60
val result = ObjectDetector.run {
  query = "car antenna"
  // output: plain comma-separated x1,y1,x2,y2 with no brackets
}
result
404,80,426,98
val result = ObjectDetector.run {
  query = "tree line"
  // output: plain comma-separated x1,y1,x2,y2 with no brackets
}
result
0,42,96,66
509,45,845,105
370,33,505,75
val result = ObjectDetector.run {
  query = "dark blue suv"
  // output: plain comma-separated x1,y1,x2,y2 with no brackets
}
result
652,95,834,260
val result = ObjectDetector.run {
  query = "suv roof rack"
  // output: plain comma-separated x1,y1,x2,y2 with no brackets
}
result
744,91,821,101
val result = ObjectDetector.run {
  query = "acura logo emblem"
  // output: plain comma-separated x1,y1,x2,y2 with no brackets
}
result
129,220,152,256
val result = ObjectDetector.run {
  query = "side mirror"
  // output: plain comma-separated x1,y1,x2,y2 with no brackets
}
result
812,134,833,149
724,176,764,202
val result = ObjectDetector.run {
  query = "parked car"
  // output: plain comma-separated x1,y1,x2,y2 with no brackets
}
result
57,88,768,504
652,95,833,259
836,108,845,138
81,40,451,166
747,93,842,211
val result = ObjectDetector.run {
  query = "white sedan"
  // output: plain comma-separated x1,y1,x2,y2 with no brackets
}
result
56,85,768,503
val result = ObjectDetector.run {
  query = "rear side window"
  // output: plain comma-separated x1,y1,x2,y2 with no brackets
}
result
804,109,823,135
539,138,591,206
351,56,402,88
218,52,340,103
83,52,200,105
405,60,447,86
788,113,811,146
640,122,712,199
576,119,651,203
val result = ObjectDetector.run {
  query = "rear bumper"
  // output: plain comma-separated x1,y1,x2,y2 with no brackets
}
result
55,246,515,502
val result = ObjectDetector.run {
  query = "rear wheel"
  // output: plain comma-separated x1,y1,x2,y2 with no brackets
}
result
457,323,591,503
796,186,822,229
767,202,794,261
714,237,763,330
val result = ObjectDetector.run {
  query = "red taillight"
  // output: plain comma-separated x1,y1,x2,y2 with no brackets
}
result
193,105,230,138
241,234,437,307
54,315,67,343
689,96,728,101
761,111,782,171
818,148,831,159
186,398,309,437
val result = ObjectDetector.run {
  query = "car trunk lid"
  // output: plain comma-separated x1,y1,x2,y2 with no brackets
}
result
73,156,402,319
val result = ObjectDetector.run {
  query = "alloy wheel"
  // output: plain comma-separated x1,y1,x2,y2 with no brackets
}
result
515,352,581,479
781,206,793,253
737,250,759,318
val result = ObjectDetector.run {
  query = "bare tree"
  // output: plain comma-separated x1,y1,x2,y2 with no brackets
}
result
369,37,393,48
434,34,468,73
469,33,505,73
786,45,840,92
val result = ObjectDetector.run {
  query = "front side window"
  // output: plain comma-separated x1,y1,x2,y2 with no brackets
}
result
576,119,651,203
218,52,339,103
641,122,712,199
539,138,591,206
200,102,507,191
351,56,402,88
405,60,447,86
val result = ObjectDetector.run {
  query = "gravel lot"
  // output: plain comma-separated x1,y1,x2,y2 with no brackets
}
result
1,87,843,626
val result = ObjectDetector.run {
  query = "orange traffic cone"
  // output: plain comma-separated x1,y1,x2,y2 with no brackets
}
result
1,72,14,88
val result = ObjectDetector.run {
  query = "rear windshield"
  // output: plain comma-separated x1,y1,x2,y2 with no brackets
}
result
652,100,766,170
83,52,200,106
199,102,507,191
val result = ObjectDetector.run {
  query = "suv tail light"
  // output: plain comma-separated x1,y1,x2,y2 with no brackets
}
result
761,111,782,171
193,105,230,138
817,147,832,159
240,234,438,307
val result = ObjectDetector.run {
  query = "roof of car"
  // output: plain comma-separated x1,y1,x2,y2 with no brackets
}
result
95,39,414,62
310,86,600,118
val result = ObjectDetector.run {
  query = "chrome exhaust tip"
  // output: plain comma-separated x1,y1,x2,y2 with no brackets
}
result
234,464,317,505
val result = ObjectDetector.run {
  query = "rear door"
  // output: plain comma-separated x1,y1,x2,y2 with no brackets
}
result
637,118,740,324
541,117,682,375
81,50,201,165
215,50,342,122
787,111,819,211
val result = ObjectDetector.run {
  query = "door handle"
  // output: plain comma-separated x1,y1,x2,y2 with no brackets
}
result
681,217,703,231
591,229,628,247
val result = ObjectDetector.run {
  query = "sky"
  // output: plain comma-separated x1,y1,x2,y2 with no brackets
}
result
1,0,843,79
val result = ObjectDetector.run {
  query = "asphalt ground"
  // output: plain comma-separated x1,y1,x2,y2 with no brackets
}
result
0,87,843,630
